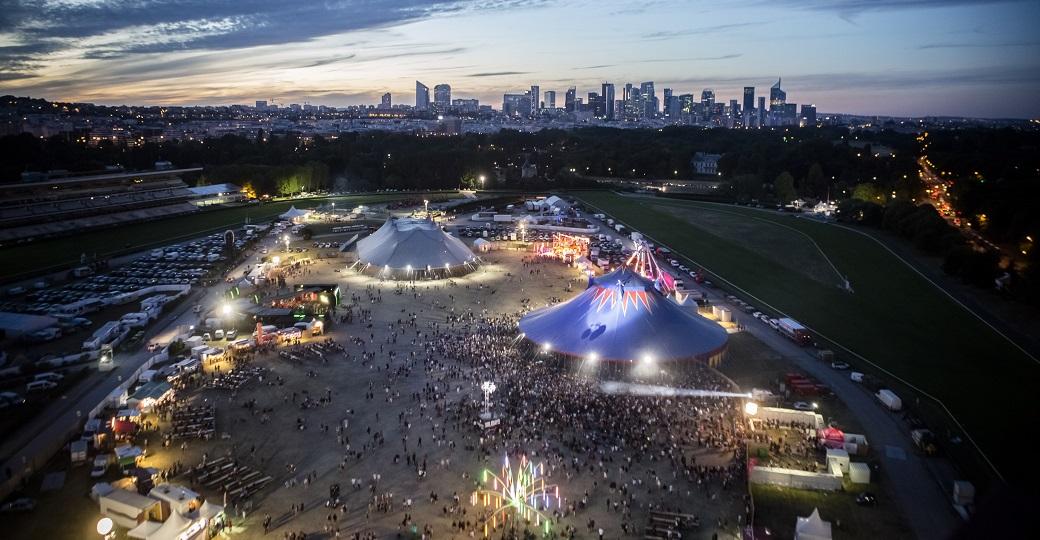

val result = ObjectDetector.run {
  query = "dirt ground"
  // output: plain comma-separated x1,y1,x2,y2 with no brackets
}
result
9,242,750,540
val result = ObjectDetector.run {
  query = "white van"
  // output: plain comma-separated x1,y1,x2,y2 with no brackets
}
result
26,380,58,392
214,329,224,340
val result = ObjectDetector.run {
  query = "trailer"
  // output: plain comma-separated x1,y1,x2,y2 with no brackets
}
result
777,318,812,345
876,389,902,411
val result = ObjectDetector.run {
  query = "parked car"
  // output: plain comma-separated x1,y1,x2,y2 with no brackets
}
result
214,329,224,340
0,498,37,512
90,455,110,478
226,329,237,340
26,380,58,393
831,362,850,370
855,492,877,507
791,401,813,411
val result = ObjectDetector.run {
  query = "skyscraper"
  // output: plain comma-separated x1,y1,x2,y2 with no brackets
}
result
544,90,556,109
800,104,817,127
743,87,755,114
769,77,786,111
433,84,451,107
502,93,531,116
565,87,577,112
640,82,656,117
255,100,267,110
700,89,715,108
602,83,615,120
415,81,430,110
757,96,766,126
530,85,540,111
663,88,673,117
380,93,391,109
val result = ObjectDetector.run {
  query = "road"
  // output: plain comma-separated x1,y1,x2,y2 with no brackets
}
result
581,198,961,540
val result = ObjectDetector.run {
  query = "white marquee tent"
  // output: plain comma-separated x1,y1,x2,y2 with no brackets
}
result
279,206,311,220
795,508,833,540
356,218,478,277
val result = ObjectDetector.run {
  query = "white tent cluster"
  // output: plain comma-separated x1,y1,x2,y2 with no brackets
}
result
353,217,479,279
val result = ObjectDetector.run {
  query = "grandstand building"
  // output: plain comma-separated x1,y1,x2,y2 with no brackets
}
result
0,168,202,244
188,183,246,207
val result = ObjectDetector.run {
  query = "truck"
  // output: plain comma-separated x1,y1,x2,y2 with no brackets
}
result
911,428,938,456
777,318,812,345
876,389,902,411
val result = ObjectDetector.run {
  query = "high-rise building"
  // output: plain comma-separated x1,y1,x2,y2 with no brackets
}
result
415,81,430,110
663,88,673,117
640,82,656,117
502,93,531,116
602,83,615,120
800,104,817,127
380,93,392,109
433,84,451,107
587,92,604,116
452,98,479,113
530,85,540,111
757,96,766,126
544,90,556,109
565,87,577,112
679,94,694,115
255,100,267,110
700,89,715,108
743,87,755,114
769,77,786,111
729,99,739,117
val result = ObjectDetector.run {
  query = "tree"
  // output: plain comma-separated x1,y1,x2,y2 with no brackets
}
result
803,163,827,198
852,182,885,203
774,171,797,203
300,226,314,240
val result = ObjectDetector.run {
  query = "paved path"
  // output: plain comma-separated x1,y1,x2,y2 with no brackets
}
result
579,195,961,540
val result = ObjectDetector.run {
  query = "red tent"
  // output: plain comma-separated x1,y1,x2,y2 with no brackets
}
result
112,420,137,434
818,426,845,449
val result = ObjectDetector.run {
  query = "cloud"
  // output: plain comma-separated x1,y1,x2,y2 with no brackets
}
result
467,71,531,77
0,0,507,79
643,23,760,40
771,0,1029,19
576,64,617,70
917,41,1040,50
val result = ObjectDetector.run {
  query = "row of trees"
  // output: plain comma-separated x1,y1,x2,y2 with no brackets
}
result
0,126,919,201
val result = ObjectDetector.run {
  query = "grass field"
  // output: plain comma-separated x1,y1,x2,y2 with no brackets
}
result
751,484,912,540
1,192,452,280
574,191,1039,485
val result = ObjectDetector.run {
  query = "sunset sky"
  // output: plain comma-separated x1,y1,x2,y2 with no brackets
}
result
2,0,1038,118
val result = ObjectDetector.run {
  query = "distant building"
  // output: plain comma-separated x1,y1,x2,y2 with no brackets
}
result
434,84,451,107
415,81,430,111
439,116,463,135
757,96,766,126
530,85,540,111
452,98,479,113
602,83,615,120
380,92,392,109
255,100,267,110
565,87,577,112
544,90,556,109
502,93,532,116
663,88,673,117
769,77,786,111
691,152,722,176
800,104,817,126
640,82,656,118
188,183,246,207
743,87,755,115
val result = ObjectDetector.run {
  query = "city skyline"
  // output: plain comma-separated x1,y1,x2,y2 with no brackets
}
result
1,0,1038,118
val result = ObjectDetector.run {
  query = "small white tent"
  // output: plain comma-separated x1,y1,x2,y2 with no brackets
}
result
795,508,833,540
279,206,310,220
473,238,492,253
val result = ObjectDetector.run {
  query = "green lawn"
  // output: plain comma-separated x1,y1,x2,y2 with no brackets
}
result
751,484,911,540
574,191,1038,485
2,192,453,279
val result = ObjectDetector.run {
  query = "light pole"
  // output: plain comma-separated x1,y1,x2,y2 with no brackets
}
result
479,175,486,188
424,199,429,218
481,381,497,417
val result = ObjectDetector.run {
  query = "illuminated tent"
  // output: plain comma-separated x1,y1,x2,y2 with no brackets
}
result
818,426,846,449
795,508,832,540
279,206,310,220
355,217,478,278
519,267,728,365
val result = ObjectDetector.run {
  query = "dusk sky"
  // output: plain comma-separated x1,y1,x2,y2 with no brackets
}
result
2,0,1038,118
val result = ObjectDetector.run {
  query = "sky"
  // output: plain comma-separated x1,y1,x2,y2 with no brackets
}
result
1,0,1038,118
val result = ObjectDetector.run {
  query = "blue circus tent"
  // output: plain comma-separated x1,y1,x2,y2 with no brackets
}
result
519,267,728,364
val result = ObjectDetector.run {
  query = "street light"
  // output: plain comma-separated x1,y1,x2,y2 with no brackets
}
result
479,175,486,187
221,303,232,317
283,234,290,252
97,517,114,539
424,199,429,218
